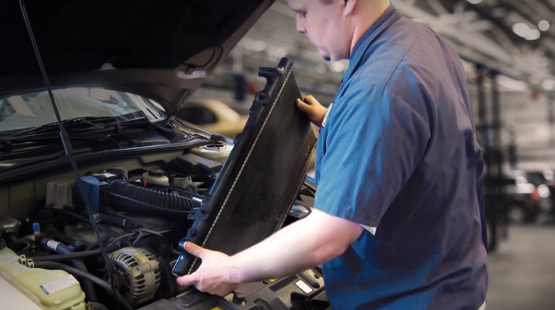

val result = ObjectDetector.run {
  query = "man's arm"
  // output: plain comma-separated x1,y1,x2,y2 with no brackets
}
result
176,208,364,296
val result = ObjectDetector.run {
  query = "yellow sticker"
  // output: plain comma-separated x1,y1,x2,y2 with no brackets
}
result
211,307,223,310
268,278,278,283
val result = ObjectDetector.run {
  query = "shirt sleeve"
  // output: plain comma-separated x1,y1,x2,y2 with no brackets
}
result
314,79,431,228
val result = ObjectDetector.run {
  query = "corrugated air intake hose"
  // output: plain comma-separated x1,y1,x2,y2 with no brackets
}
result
101,180,201,222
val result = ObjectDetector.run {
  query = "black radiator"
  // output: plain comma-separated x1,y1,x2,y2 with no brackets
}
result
172,58,316,276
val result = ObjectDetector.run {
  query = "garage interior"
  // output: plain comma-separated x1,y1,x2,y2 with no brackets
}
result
1,0,554,308
187,0,555,309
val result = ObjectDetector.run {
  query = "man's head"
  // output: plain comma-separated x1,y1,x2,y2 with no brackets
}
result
287,0,390,61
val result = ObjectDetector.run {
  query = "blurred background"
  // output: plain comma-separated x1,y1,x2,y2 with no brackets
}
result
181,1,555,308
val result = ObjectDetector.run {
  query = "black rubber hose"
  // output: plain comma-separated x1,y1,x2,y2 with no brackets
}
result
51,242,98,303
72,259,98,302
8,233,32,245
33,261,133,310
30,242,122,262
7,234,34,252
103,180,200,221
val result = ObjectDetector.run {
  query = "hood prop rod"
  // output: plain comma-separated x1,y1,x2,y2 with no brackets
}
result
18,1,132,310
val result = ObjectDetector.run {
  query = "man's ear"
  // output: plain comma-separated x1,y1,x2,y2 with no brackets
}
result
343,0,357,16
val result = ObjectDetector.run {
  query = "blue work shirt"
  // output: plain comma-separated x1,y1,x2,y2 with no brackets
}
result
314,6,488,310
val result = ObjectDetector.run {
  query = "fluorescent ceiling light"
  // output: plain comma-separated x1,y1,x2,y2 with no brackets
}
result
542,79,555,91
529,74,543,85
240,38,267,52
526,29,541,40
269,46,288,61
512,23,530,37
496,75,528,91
466,0,483,4
539,20,550,31
251,40,268,52
330,61,345,73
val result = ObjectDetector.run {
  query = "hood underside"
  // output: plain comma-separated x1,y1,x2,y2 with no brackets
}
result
0,0,273,115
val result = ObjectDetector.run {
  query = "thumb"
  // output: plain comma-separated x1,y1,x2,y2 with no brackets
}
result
176,273,196,287
183,241,206,259
296,98,311,112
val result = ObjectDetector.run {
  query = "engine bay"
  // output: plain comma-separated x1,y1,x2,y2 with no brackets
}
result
0,57,323,310
0,143,319,310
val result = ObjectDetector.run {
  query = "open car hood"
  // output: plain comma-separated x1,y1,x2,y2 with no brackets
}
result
0,0,274,116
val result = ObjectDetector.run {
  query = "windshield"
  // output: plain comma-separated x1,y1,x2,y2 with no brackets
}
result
0,88,166,133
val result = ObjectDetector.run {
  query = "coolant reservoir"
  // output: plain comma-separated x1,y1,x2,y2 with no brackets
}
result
142,168,170,187
0,247,86,310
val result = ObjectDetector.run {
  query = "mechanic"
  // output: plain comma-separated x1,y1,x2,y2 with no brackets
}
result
177,0,488,309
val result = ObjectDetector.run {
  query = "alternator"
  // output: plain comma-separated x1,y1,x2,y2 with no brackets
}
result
110,247,161,306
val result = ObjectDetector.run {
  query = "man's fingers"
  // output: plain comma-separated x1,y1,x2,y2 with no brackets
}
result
303,95,317,105
183,241,206,259
176,274,196,287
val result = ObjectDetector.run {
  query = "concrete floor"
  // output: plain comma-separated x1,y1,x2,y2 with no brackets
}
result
486,221,555,310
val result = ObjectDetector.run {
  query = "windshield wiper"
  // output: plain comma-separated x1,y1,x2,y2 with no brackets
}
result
10,115,151,139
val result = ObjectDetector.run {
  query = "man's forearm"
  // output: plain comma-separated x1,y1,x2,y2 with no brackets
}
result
176,208,364,295
228,208,364,283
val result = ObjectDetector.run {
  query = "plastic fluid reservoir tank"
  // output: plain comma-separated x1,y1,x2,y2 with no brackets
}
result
0,247,86,310
142,168,170,187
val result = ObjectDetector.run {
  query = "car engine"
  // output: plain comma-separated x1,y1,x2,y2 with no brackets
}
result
0,143,318,310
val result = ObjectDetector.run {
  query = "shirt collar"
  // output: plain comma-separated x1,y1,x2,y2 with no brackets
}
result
342,5,402,83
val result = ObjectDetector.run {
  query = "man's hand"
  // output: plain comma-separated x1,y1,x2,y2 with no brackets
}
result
296,95,327,127
176,242,239,296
